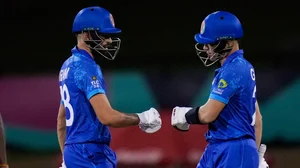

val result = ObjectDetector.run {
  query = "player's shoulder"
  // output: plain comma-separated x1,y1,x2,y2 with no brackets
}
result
60,54,86,72
61,53,81,66
227,56,254,74
74,58,103,78
70,53,97,71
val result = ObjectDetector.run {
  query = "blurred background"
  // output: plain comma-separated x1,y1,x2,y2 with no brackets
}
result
1,1,299,167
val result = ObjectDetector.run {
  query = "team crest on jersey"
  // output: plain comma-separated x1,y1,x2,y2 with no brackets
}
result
92,76,97,81
200,21,205,34
218,79,228,88
110,14,115,27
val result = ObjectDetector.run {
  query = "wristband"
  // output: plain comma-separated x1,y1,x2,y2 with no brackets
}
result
185,107,204,125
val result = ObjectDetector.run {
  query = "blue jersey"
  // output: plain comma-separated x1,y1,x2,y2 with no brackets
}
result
59,47,111,145
206,50,256,143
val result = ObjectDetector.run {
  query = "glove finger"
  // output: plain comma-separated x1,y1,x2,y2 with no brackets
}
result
139,124,149,131
173,126,188,132
145,125,161,133
171,108,178,126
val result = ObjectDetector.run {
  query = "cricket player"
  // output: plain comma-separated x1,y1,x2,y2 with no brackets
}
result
0,114,8,168
57,6,162,168
171,11,269,168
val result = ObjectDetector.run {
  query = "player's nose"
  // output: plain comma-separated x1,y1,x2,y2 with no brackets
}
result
101,38,112,47
104,38,112,44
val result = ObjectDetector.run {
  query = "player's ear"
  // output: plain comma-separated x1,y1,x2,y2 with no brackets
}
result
81,32,89,40
76,33,83,41
230,40,238,47
226,40,233,47
76,32,88,41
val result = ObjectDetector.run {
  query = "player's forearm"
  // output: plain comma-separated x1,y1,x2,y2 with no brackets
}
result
198,106,214,124
255,101,263,149
0,114,7,165
57,118,66,154
255,116,262,149
103,110,140,128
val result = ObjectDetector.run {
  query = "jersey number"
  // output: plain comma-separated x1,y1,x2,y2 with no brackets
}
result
60,84,74,127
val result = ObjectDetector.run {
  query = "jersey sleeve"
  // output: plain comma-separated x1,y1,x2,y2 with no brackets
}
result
74,64,106,100
209,68,242,104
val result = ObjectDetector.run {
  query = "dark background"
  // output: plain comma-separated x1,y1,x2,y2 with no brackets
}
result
3,1,299,74
2,1,300,167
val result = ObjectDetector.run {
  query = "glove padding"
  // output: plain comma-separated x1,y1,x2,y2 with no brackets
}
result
259,144,269,168
259,158,269,168
137,108,162,133
171,106,192,131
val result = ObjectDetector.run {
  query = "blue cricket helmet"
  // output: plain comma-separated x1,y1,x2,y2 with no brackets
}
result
72,6,122,60
194,11,243,44
194,11,243,67
72,6,121,34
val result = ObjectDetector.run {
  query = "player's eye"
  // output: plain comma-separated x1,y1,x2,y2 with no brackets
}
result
208,43,218,48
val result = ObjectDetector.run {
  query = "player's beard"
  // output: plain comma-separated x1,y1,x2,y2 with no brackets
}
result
208,53,219,62
85,34,120,60
85,40,115,60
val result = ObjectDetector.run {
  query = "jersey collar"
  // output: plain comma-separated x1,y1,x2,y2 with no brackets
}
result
222,49,244,66
214,49,244,73
71,46,94,61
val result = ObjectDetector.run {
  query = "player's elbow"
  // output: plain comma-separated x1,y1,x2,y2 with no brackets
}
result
97,114,112,126
255,113,263,127
198,99,224,124
57,110,66,130
100,119,113,126
256,110,263,122
257,112,262,121
199,116,215,124
198,111,216,124
57,117,66,131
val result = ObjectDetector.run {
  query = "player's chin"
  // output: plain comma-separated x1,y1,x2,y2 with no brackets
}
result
209,55,217,61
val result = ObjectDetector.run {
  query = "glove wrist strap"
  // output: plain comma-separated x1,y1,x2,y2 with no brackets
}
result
185,107,204,125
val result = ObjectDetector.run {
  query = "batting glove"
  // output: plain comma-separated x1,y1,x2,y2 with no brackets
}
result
171,106,192,131
259,144,269,168
137,108,162,133
259,158,269,168
59,161,66,168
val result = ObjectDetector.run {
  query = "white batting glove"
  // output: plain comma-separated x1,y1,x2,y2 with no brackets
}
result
137,108,162,133
259,158,269,168
59,161,66,168
259,144,269,168
171,106,192,131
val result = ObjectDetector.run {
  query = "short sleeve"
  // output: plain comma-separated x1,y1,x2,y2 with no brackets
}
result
74,64,106,100
209,69,242,104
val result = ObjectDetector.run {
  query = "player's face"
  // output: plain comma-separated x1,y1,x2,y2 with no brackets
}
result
203,44,218,61
195,40,233,67
84,31,121,60
101,37,113,47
